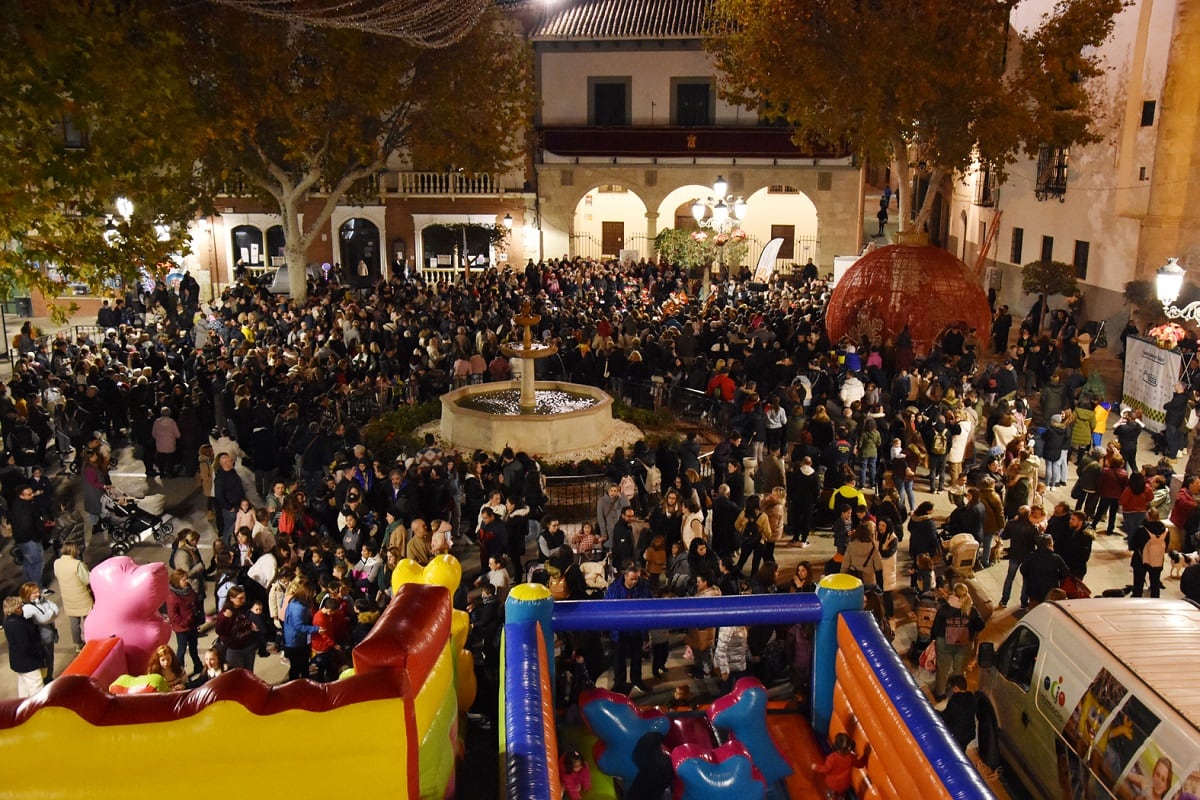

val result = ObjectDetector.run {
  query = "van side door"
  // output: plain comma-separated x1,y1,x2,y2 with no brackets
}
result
988,626,1062,798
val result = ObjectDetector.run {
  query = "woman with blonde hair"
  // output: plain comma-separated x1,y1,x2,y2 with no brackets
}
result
930,583,984,701
52,542,93,654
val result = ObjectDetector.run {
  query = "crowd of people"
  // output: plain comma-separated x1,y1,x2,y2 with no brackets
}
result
3,255,1200,724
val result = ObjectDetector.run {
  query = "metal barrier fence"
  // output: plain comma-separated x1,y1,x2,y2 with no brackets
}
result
608,377,720,426
543,472,609,524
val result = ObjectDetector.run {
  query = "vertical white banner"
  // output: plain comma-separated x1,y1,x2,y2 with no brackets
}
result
753,238,784,283
1121,336,1182,433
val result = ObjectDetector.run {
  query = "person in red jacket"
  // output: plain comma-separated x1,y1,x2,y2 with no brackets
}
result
812,733,870,799
1091,453,1128,536
1169,475,1200,531
310,596,349,682
165,568,203,675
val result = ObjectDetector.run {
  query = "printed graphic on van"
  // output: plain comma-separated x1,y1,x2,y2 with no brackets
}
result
1089,695,1156,787
1120,741,1179,800
1064,668,1127,758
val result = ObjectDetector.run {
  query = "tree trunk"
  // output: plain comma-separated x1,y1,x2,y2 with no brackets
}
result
890,140,913,233
912,167,945,234
280,198,310,304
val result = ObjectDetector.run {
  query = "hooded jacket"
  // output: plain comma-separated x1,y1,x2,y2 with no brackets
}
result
907,512,940,560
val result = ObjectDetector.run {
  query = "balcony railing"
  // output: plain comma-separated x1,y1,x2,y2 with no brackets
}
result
218,171,507,199
392,171,501,195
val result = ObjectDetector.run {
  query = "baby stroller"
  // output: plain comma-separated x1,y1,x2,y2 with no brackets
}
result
49,503,86,558
579,555,613,599
99,487,174,555
944,532,980,579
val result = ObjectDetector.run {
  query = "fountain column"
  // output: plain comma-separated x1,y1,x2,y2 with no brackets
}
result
518,351,538,412
504,301,556,413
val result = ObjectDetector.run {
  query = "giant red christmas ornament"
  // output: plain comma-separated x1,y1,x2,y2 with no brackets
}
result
825,244,992,357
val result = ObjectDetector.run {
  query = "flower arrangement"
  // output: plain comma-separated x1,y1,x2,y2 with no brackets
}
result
714,233,730,246
730,228,747,242
690,230,708,243
1148,322,1187,349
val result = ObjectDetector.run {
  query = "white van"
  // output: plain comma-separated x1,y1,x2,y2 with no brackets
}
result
976,599,1200,800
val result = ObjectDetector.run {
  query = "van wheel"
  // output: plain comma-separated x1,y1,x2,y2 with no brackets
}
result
977,703,1002,769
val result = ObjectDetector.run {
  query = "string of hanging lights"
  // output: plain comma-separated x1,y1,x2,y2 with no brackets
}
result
206,0,491,47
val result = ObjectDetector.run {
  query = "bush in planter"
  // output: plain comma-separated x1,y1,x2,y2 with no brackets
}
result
360,401,441,464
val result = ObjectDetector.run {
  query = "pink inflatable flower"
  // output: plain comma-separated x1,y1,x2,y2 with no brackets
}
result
84,557,170,674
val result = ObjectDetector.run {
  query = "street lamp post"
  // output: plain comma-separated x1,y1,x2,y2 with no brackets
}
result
1156,257,1200,323
690,175,748,298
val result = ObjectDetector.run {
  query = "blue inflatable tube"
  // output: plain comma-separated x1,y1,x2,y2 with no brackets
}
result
551,593,823,631
504,619,553,800
841,611,995,800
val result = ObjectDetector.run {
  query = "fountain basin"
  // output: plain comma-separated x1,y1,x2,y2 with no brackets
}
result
440,381,615,457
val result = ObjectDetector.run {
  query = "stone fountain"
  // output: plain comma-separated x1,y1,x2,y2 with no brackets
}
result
439,301,616,457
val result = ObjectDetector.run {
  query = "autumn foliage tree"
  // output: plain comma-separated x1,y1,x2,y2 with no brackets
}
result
706,0,1127,233
188,6,533,301
0,0,208,315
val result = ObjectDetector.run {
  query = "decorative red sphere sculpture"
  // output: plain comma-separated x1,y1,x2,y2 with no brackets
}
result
825,244,992,357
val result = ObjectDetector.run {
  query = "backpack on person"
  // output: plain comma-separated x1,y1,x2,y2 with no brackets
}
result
944,613,971,645
643,463,662,495
1143,531,1168,568
931,429,948,456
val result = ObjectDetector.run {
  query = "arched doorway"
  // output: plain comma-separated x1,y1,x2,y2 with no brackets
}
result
230,225,264,268
740,185,820,273
266,225,285,267
339,218,381,286
571,185,648,260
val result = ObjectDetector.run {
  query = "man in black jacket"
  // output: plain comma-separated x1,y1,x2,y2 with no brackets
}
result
10,484,47,590
1020,534,1071,606
1163,383,1190,459
999,505,1039,609
710,484,742,559
213,452,245,546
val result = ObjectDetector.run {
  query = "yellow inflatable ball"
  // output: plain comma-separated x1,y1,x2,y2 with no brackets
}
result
423,555,462,594
390,559,427,592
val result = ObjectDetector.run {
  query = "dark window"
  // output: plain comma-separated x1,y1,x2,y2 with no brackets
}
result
1141,100,1156,126
998,626,1041,692
1041,235,1054,262
674,81,713,127
591,79,629,126
770,225,795,260
231,225,265,266
1073,240,1089,280
975,164,998,206
266,226,286,265
58,114,88,150
1035,145,1069,200
1010,227,1024,264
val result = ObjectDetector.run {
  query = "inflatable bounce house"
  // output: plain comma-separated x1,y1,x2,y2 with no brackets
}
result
0,555,475,799
1,556,994,799
502,574,997,800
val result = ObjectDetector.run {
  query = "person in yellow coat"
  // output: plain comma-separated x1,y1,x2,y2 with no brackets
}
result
1091,401,1111,449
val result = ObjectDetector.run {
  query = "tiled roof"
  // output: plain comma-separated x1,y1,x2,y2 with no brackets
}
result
531,0,715,41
